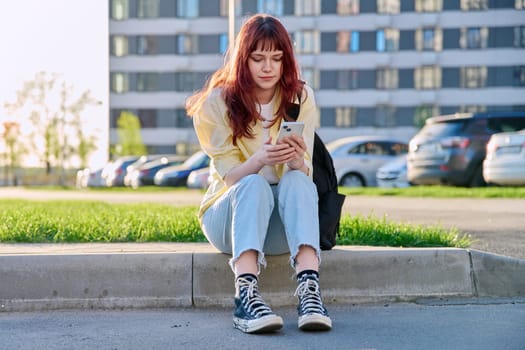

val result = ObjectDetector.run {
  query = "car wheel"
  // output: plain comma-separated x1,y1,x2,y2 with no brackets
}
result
340,173,364,187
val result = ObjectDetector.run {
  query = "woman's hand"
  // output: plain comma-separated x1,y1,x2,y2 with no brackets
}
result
225,135,308,186
277,134,307,170
255,137,298,166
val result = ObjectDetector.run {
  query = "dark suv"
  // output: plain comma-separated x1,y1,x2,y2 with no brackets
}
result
407,112,525,187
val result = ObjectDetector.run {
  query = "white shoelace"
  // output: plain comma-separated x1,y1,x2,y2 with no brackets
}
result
294,279,325,314
237,277,273,317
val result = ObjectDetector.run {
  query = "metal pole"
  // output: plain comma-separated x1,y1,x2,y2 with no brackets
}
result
228,0,235,57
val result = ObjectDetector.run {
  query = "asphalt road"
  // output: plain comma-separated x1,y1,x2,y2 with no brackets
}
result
1,187,524,260
1,301,524,350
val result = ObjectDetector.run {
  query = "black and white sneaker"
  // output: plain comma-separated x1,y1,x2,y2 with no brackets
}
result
233,274,283,333
295,271,332,331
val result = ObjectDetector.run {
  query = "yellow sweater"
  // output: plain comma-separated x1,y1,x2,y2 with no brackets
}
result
192,85,317,219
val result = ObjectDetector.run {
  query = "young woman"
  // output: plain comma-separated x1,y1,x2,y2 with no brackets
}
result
186,14,331,334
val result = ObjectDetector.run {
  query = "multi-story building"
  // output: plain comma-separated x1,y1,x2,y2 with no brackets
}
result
109,0,525,155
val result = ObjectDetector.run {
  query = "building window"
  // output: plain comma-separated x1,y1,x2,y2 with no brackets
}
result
335,107,357,127
377,0,400,14
219,34,229,54
515,26,525,47
177,34,198,54
176,72,206,92
111,73,129,93
137,36,158,55
295,30,320,54
111,36,128,57
178,0,199,18
337,0,359,14
460,105,486,113
415,66,441,89
176,109,193,128
415,0,442,12
337,31,360,52
461,0,488,10
220,0,242,16
301,67,319,89
295,0,320,15
460,27,488,49
137,0,160,18
137,73,159,91
137,109,157,127
375,106,396,127
257,0,284,15
377,29,399,52
517,0,525,9
416,28,442,51
514,66,525,86
460,66,487,88
338,70,359,89
111,0,129,20
414,105,440,127
377,68,398,89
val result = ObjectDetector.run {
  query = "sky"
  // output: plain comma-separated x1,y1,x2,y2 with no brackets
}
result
0,0,109,168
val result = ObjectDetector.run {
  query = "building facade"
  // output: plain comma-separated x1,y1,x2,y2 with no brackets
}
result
109,0,525,155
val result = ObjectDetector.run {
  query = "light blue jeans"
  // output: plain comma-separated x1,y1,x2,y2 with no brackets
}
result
201,171,321,272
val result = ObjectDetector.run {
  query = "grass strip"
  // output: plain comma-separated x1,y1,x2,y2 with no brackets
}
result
0,199,471,248
339,185,525,198
338,215,471,248
0,200,205,243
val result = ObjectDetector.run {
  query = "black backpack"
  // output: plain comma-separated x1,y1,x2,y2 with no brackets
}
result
287,99,346,250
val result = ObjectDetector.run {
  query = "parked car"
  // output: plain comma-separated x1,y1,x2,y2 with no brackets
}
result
186,167,211,189
101,155,140,187
376,155,410,188
128,155,187,188
123,154,176,187
483,130,525,186
326,136,409,187
76,167,105,188
407,112,525,187
154,151,210,187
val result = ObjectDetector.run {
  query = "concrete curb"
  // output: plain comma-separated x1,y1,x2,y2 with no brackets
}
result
0,244,523,312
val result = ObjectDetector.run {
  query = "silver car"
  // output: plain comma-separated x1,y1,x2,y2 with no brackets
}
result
376,155,410,188
483,130,525,186
326,136,408,187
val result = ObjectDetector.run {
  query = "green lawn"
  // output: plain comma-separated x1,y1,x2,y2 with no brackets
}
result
339,185,525,198
0,199,471,248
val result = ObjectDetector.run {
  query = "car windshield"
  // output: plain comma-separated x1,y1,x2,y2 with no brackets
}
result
326,139,352,153
420,120,465,138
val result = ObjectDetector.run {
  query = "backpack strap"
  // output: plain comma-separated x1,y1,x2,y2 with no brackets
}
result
285,81,305,122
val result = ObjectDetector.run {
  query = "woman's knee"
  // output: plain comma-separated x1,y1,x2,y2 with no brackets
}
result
234,174,273,202
280,170,317,194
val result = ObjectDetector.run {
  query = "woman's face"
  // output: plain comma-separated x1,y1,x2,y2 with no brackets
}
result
248,45,283,102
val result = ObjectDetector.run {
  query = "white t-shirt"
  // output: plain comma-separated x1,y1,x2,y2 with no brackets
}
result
258,100,279,184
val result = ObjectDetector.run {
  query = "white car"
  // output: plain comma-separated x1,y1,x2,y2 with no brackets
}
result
186,167,211,189
376,155,410,188
326,136,408,187
483,130,525,186
76,167,105,188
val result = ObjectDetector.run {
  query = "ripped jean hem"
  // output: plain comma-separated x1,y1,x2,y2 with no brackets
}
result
229,249,267,275
289,244,322,270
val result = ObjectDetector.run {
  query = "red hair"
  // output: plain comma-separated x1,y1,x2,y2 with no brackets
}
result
186,14,304,145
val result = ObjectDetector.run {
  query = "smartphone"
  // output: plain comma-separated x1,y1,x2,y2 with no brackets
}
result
275,121,305,144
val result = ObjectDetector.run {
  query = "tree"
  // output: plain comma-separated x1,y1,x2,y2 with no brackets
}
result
113,111,147,157
4,71,101,185
0,121,26,185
